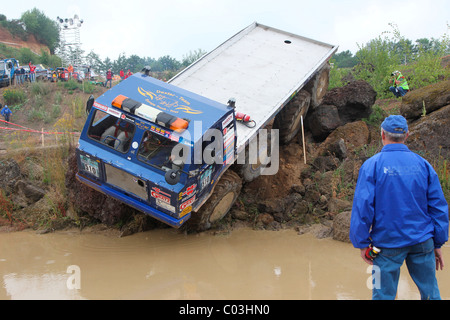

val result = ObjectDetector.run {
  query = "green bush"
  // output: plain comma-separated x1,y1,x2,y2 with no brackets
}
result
31,81,51,96
2,88,27,105
328,67,351,90
63,79,80,91
330,24,449,98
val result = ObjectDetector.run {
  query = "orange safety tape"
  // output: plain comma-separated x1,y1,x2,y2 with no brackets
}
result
0,119,80,135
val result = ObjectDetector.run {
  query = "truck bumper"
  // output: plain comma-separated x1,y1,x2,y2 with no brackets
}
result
76,173,190,228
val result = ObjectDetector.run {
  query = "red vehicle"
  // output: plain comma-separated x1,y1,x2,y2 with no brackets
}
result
56,67,69,81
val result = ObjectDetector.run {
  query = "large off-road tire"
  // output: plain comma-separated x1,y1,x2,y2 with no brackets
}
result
234,130,273,182
304,62,331,108
187,170,242,231
273,90,311,145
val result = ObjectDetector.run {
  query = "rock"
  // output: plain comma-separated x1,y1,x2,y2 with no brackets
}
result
19,196,53,228
258,198,284,214
14,180,46,204
290,184,305,195
296,223,332,239
313,156,339,172
307,104,341,141
231,209,250,220
400,80,450,120
339,158,364,187
255,213,279,230
322,80,377,124
21,161,44,181
287,199,310,218
0,159,22,191
328,197,352,213
303,188,320,204
281,193,310,221
407,104,450,159
318,121,370,157
315,171,334,198
327,138,348,160
332,210,352,243
311,224,333,239
319,195,328,205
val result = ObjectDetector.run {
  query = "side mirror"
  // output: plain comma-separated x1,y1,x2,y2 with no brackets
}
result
165,169,181,185
86,95,95,115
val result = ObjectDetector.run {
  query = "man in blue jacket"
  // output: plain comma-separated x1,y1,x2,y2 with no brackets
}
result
1,104,12,122
350,115,448,300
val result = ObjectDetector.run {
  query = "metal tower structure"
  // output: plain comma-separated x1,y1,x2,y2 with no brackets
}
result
56,15,84,67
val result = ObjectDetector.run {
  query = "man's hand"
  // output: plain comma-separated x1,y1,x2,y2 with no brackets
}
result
360,248,373,265
435,248,444,271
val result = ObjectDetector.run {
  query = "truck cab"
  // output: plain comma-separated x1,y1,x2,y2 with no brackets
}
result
76,71,236,228
0,58,19,87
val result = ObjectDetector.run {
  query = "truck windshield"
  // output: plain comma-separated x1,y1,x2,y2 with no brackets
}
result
137,130,185,170
87,109,135,153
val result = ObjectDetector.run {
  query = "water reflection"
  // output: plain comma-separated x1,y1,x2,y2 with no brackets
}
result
0,228,448,300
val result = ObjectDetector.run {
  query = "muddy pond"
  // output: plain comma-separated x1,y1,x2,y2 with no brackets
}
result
1,227,449,300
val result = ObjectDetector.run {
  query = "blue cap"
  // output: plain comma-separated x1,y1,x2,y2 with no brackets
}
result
381,115,408,134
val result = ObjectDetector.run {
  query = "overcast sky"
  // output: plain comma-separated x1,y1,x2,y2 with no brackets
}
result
2,0,449,61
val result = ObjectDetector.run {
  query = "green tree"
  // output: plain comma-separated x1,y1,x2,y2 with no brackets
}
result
21,8,60,54
85,51,104,73
157,55,181,71
182,49,207,67
332,50,358,68
354,36,400,97
18,47,37,64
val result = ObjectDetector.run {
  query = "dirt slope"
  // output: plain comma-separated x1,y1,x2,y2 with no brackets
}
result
0,26,50,56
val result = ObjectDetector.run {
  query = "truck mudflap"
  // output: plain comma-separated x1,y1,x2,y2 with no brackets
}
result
76,173,191,228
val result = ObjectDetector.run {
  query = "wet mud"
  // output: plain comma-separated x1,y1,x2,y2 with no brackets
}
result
1,228,449,300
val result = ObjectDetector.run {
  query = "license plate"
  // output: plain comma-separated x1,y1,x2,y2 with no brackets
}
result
80,155,100,178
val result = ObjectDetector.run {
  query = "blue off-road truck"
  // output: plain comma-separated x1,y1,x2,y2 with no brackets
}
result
71,22,337,230
0,58,19,87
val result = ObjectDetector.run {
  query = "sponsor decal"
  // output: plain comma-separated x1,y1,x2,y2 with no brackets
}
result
137,87,202,115
180,195,196,211
93,101,108,112
179,206,192,218
181,184,197,198
151,187,171,204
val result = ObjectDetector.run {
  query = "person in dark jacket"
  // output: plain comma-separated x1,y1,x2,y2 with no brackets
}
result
350,115,448,300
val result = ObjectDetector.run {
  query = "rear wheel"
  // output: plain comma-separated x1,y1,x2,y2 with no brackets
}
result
305,62,330,107
273,90,311,145
235,130,272,182
187,170,242,231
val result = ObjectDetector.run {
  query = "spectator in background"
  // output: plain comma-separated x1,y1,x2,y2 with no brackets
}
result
389,71,409,98
28,61,36,82
14,68,20,85
120,69,125,80
105,69,113,88
68,64,74,79
86,66,91,80
1,104,12,123
19,66,25,84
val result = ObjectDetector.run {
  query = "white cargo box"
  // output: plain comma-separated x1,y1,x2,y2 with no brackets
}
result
169,22,338,154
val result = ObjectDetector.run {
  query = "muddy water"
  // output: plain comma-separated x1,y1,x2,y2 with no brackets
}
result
0,228,449,300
